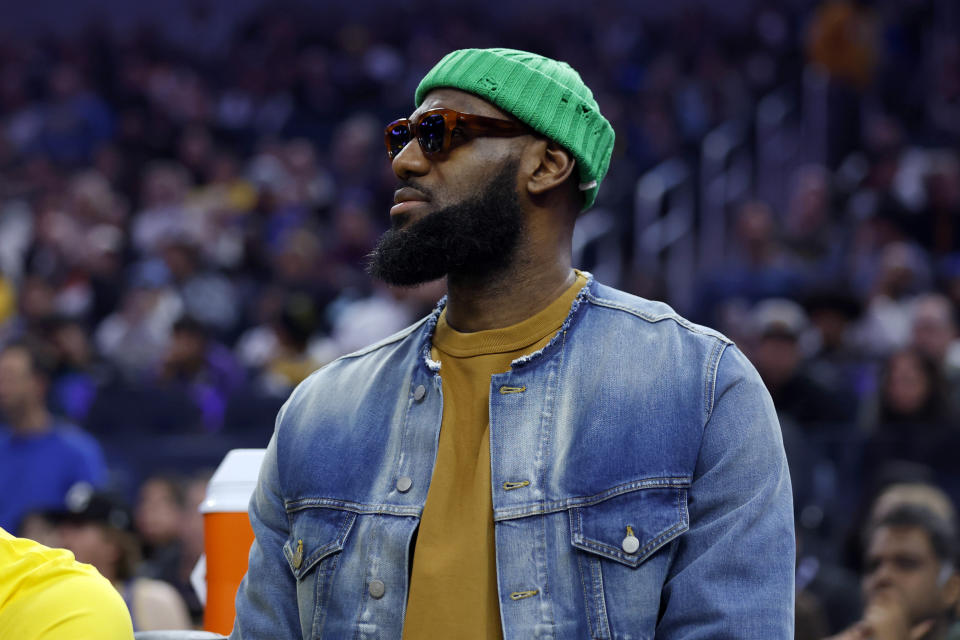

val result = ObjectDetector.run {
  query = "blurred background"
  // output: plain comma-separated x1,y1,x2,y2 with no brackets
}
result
1,0,959,634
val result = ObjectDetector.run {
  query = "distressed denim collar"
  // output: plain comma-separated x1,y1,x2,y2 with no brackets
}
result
418,271,595,373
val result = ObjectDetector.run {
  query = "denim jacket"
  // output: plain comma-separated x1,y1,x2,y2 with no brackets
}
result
231,277,795,639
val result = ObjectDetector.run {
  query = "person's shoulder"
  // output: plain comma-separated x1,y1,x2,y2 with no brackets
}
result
584,281,732,344
49,422,104,454
0,530,134,639
131,576,191,630
132,576,186,607
0,527,87,577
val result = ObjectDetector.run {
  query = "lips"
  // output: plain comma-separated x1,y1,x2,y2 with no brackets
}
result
390,186,431,218
393,186,429,206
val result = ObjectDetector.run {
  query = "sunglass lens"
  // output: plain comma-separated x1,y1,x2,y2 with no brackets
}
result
386,123,410,158
417,114,447,154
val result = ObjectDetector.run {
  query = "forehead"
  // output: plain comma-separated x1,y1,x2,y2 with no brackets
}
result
868,525,937,560
410,88,511,121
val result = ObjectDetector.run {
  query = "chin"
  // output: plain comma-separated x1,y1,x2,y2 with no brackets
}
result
392,207,436,232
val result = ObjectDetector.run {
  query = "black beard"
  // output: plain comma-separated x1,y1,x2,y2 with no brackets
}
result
367,160,524,287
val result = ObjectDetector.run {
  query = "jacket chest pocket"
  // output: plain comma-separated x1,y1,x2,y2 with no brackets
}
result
568,484,689,640
283,507,356,639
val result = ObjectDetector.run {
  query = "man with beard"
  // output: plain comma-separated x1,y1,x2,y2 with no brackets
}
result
230,49,794,639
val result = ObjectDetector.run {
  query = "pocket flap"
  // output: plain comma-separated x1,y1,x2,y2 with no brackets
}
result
569,486,689,568
283,508,356,580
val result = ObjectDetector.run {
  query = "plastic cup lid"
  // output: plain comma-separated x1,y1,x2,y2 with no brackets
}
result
200,448,267,513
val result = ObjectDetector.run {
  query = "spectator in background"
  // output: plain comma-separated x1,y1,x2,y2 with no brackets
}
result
807,0,879,166
16,510,62,548
749,298,857,428
160,237,240,338
908,293,960,420
159,316,244,432
872,483,957,529
262,294,322,391
866,349,946,432
803,289,870,400
134,473,202,623
34,64,114,166
827,503,959,640
95,259,182,381
47,315,113,423
939,257,960,327
134,475,186,567
807,0,878,90
921,152,960,257
910,295,959,373
130,162,200,257
55,488,191,632
855,242,931,358
695,200,807,329
783,164,845,284
8,276,59,345
0,341,106,532
928,40,960,141
861,349,958,496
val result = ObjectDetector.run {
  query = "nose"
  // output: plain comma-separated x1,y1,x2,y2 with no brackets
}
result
864,562,894,595
391,135,430,181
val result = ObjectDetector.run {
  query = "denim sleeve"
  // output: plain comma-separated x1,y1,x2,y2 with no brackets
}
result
657,343,795,637
230,425,301,639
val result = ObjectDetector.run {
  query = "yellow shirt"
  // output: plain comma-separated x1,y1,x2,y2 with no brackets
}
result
0,527,134,640
403,272,587,639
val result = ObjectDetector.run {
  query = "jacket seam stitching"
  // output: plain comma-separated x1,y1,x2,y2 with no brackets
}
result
572,518,688,566
534,330,564,632
389,380,420,503
494,477,692,520
585,293,733,342
574,531,600,640
704,340,728,421
285,499,422,517
591,548,611,638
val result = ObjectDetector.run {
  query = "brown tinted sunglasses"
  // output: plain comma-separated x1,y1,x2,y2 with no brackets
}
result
383,108,530,160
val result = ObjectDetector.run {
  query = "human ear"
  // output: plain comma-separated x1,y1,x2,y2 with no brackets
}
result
525,140,576,197
943,571,960,609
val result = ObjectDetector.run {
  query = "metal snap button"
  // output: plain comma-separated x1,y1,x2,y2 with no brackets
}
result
396,476,413,493
622,525,640,554
369,579,386,599
292,539,303,569
414,384,426,401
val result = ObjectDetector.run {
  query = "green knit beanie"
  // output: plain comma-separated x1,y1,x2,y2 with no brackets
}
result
415,48,615,210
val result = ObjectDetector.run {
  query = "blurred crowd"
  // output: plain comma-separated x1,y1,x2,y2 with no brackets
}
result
1,0,960,634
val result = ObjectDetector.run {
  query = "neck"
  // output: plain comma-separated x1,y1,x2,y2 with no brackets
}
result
9,405,52,435
444,249,576,332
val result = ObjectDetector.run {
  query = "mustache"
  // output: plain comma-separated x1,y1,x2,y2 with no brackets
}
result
398,180,433,201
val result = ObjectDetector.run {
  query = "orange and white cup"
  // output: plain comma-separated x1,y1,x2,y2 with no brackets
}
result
199,448,266,635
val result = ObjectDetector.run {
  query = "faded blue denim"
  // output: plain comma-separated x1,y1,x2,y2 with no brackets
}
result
230,276,795,639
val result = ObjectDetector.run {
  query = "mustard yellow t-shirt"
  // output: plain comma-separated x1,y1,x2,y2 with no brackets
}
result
0,527,134,640
403,272,587,639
